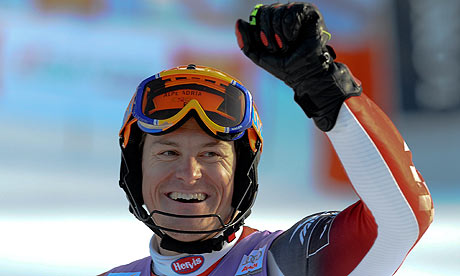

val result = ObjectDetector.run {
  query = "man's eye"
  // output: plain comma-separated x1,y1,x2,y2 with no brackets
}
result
202,152,220,158
159,150,177,157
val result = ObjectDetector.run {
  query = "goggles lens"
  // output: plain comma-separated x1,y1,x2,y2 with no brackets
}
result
142,76,245,128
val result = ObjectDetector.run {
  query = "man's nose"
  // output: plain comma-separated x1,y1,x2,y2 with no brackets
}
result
175,156,202,184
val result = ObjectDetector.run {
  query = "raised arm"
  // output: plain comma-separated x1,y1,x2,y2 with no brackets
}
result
236,3,433,275
320,93,433,275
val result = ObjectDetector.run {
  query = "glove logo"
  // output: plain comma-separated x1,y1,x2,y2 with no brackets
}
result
171,255,204,274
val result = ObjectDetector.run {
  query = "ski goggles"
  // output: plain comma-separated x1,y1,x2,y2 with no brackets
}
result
120,65,262,149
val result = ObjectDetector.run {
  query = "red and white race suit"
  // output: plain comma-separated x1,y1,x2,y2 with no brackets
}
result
101,94,434,276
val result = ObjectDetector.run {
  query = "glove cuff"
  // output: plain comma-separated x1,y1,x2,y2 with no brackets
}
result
293,62,362,131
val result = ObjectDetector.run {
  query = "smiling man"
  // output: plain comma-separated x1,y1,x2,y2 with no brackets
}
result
141,118,237,244
100,3,433,276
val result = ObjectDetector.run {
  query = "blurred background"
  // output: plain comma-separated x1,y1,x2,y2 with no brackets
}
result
0,0,458,275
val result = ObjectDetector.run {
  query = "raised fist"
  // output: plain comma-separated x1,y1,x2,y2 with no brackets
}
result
236,2,362,131
236,2,333,87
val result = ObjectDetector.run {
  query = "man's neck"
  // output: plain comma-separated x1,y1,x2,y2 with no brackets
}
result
154,233,218,255
154,235,177,256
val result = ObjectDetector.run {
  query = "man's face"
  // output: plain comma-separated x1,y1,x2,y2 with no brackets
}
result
141,118,236,242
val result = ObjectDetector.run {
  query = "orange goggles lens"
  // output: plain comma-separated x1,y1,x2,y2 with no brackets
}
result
141,74,246,128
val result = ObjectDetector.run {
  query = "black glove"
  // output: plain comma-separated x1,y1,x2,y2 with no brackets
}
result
236,2,362,131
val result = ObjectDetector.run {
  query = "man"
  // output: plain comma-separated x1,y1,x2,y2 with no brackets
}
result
101,3,433,275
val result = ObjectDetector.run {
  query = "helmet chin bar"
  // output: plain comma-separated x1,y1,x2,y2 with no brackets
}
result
128,195,253,254
142,210,229,235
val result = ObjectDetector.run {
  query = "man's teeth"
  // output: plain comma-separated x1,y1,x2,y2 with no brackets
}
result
169,192,207,201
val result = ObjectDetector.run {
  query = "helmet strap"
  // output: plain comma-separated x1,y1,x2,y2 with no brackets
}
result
159,223,242,254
